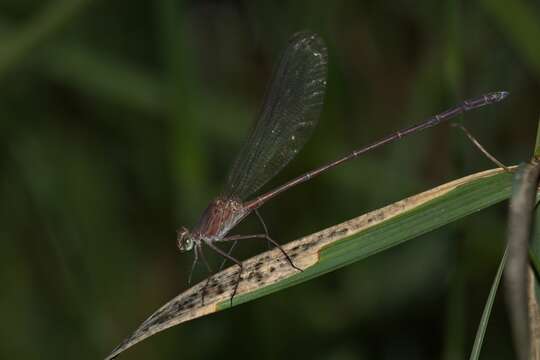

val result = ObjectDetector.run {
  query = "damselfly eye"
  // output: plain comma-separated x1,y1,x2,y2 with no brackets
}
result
176,227,193,252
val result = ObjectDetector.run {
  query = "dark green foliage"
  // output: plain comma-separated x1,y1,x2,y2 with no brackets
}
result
0,1,538,359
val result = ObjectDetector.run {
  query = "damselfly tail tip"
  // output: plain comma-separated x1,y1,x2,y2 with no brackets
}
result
497,91,510,101
485,91,509,104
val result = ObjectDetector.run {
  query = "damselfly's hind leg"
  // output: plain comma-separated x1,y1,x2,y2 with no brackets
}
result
204,231,304,307
255,210,303,271
264,235,303,272
255,209,273,250
220,234,303,272
218,210,302,272
216,210,271,270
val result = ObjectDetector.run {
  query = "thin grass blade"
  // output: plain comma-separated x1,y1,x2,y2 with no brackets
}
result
105,167,516,359
469,247,508,360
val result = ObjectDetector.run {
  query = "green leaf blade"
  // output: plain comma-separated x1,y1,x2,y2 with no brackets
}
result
106,167,514,360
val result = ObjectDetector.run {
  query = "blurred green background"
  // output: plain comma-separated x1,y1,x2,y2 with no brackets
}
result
1,0,539,359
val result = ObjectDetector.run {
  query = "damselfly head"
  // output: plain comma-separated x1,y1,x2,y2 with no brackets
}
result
176,227,194,252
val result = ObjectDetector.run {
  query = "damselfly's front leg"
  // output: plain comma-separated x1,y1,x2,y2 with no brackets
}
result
187,245,199,287
204,241,244,306
198,244,214,305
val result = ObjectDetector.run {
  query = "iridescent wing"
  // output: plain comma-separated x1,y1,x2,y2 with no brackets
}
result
223,31,328,200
